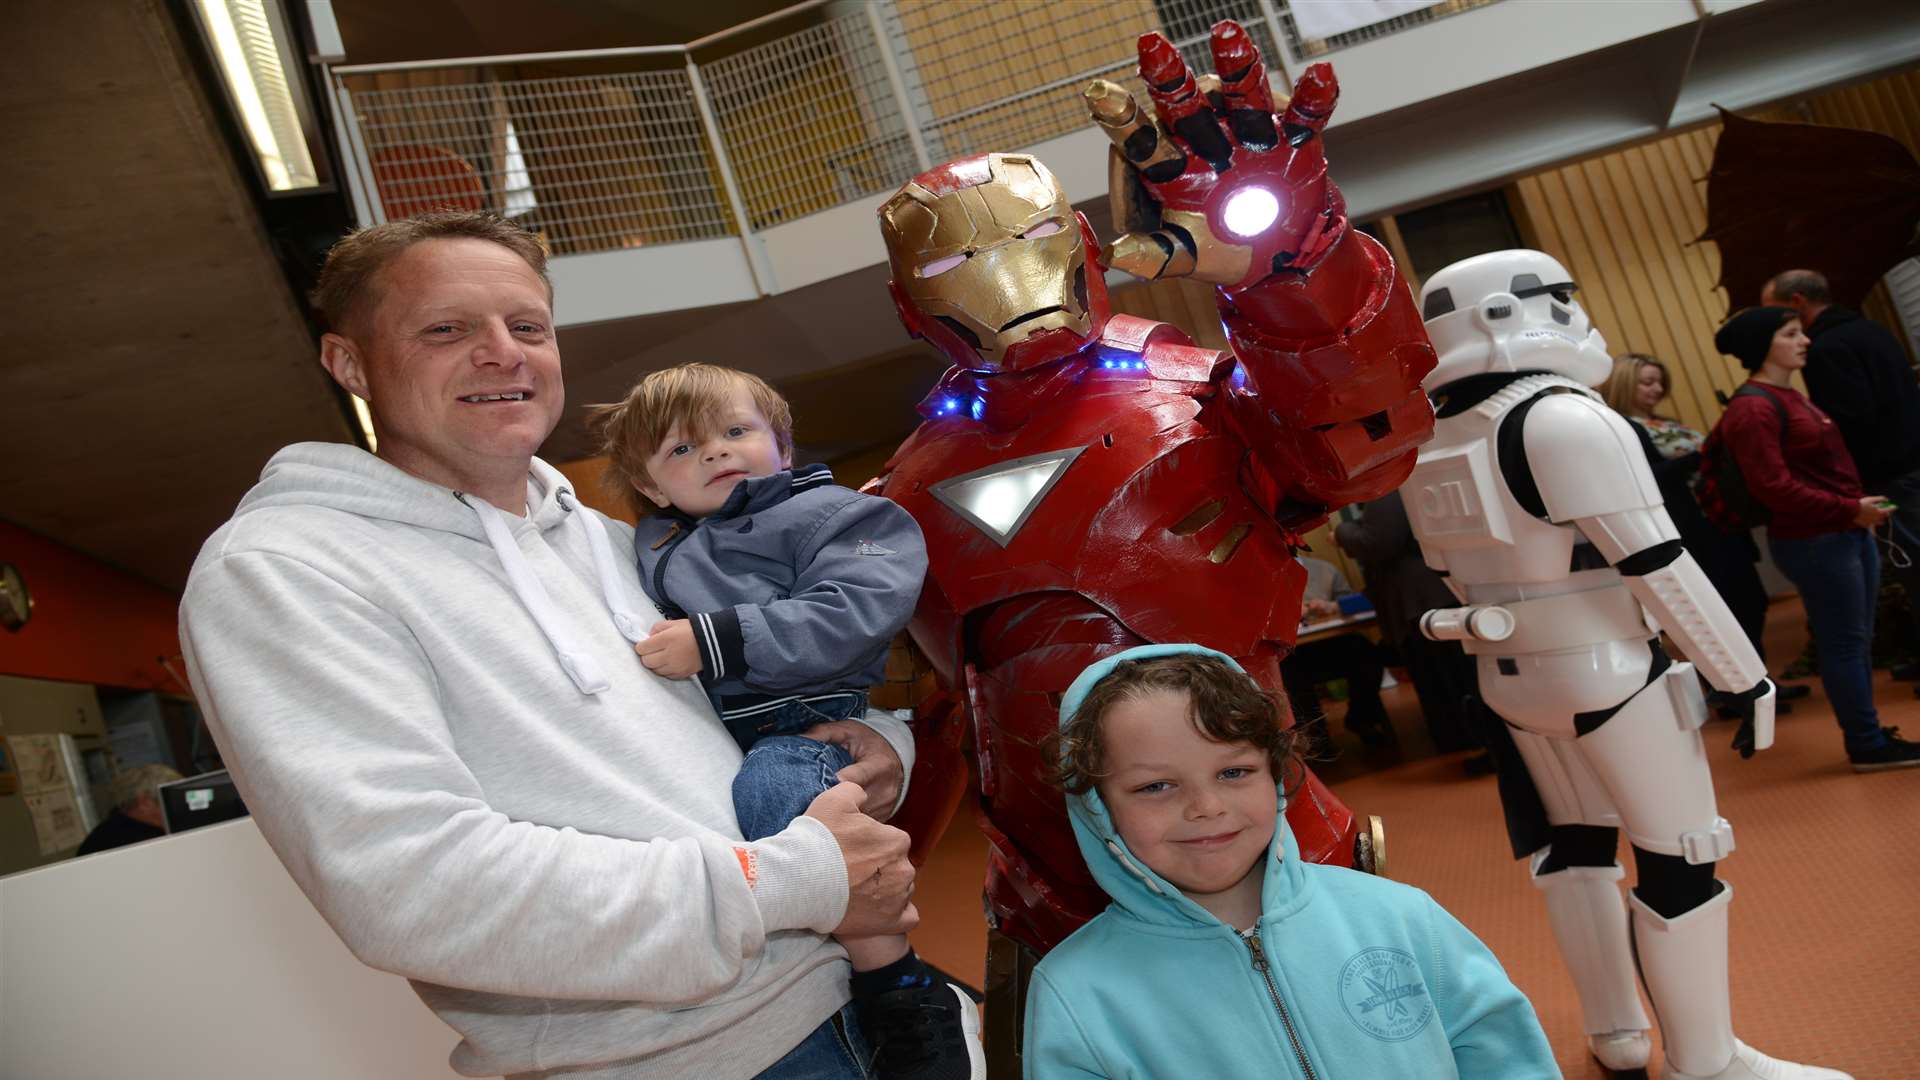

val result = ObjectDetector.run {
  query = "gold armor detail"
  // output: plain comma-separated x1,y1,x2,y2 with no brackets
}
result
880,153,1092,369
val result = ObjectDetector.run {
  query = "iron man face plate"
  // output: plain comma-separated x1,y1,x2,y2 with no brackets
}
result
881,153,1108,372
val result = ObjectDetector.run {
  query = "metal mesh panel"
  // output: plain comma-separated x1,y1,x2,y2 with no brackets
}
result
1279,0,1501,58
896,0,1282,165
346,68,732,256
701,13,918,229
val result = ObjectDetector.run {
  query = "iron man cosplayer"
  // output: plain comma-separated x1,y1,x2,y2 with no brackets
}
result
864,22,1435,1037
1403,249,1848,1080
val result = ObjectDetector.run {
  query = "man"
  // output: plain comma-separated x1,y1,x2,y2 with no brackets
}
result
180,212,954,1080
76,764,182,855
1762,270,1920,655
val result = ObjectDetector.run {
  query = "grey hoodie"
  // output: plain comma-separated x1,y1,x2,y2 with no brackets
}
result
179,443,868,1079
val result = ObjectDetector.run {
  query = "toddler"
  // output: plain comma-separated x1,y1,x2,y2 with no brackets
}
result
594,363,980,1080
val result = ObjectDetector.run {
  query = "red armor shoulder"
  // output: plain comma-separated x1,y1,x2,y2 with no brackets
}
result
1098,315,1229,388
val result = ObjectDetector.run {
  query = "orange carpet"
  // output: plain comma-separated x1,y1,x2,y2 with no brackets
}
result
909,597,1920,1077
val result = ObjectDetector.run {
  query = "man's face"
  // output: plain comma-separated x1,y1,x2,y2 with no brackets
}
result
1096,689,1277,905
324,238,563,492
1761,282,1812,324
637,384,789,518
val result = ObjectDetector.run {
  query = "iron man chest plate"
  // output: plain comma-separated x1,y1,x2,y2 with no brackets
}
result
878,348,1309,684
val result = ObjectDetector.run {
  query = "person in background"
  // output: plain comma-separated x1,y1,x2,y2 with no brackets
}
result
1599,354,1795,707
76,764,183,855
1280,556,1394,752
1763,269,1920,681
1713,307,1919,771
1335,492,1495,771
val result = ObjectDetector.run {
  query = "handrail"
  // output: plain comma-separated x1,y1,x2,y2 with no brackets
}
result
329,0,830,75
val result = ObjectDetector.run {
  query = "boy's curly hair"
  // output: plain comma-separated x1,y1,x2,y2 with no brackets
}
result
1046,653,1302,797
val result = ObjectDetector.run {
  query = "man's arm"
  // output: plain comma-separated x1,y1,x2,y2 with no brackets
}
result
182,548,856,1002
691,495,929,693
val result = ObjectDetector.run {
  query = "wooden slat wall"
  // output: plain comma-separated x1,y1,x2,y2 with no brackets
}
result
1509,65,1920,435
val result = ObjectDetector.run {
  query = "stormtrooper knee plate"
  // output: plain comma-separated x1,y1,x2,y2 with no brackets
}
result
1572,661,1732,863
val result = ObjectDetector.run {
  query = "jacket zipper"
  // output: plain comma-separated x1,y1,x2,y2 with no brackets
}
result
651,521,693,620
1245,929,1318,1080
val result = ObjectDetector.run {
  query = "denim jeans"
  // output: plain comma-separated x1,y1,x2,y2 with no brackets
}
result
734,733,857,841
754,1003,872,1079
1769,528,1887,750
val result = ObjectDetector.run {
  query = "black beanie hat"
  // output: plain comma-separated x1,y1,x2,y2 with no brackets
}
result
1714,306,1795,372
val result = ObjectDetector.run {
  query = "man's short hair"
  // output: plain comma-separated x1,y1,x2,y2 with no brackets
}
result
310,211,552,334
112,763,184,812
1766,269,1830,305
590,363,795,516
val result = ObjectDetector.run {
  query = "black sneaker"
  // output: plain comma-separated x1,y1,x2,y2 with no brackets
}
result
856,978,984,1080
1776,682,1813,700
1850,727,1920,772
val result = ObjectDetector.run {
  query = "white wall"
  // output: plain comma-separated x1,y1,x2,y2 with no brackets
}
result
0,819,461,1080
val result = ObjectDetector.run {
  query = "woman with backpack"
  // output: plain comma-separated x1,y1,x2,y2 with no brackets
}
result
1601,354,1772,665
1711,306,1919,771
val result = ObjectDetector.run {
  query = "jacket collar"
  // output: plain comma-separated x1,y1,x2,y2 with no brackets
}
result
654,463,835,527
1807,305,1857,338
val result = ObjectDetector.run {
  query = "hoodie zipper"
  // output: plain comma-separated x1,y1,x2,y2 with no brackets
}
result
1245,929,1318,1080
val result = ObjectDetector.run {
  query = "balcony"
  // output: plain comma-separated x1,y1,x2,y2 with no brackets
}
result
325,0,1919,332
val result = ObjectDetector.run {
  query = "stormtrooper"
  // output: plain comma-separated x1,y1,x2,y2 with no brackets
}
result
1403,250,1849,1080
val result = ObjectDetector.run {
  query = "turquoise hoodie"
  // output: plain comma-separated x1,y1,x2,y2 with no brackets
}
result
1023,644,1558,1080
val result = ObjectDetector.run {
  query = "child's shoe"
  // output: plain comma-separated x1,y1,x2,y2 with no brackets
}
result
853,956,984,1080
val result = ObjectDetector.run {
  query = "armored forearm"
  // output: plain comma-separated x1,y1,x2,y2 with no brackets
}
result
1220,229,1437,515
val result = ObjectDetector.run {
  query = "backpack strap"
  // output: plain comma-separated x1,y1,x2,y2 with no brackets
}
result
1728,384,1789,442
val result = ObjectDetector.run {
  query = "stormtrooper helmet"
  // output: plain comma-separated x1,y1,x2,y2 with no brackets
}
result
1416,250,1611,390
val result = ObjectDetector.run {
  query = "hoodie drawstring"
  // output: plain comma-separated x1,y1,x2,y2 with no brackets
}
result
573,494,653,645
469,496,612,694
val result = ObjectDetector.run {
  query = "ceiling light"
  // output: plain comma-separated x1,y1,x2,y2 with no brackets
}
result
190,0,329,194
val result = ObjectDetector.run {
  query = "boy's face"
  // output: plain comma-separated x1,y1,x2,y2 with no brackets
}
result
638,384,789,518
1095,688,1278,906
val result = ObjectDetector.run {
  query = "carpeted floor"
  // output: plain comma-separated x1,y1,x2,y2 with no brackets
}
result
907,597,1920,1077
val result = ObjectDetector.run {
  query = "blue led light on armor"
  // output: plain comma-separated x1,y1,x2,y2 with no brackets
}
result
941,397,961,414
970,397,985,421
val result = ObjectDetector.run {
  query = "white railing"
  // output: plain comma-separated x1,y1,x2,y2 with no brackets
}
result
327,0,1495,270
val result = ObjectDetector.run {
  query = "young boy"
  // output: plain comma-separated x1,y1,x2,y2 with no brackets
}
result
594,363,980,1080
1026,643,1557,1079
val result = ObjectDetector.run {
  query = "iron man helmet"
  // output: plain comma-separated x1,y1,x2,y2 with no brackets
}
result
880,153,1110,373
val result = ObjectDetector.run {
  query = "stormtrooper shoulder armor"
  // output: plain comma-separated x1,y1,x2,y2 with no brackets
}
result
1518,391,1663,522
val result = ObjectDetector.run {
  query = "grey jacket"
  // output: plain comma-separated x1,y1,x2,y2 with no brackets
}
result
633,465,928,743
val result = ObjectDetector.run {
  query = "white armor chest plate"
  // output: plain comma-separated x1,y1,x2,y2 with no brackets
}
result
1406,374,1596,588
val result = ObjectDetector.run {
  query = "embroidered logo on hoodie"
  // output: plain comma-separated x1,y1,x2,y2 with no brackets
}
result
855,540,896,556
1339,948,1434,1041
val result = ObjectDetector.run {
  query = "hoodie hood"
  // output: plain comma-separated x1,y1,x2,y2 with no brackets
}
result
236,441,578,539
653,463,836,527
239,442,648,693
1057,643,1310,931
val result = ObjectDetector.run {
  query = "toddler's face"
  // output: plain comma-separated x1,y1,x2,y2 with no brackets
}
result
1095,688,1277,904
638,385,788,517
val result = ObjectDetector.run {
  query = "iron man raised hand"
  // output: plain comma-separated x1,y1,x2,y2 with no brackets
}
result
869,23,1436,964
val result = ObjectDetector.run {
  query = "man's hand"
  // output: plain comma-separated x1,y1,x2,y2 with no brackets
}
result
1855,496,1892,528
805,782,918,939
803,718,906,819
635,620,702,679
1088,21,1344,290
1303,598,1341,619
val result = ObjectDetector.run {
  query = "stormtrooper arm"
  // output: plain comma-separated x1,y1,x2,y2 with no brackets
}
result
1525,394,1774,747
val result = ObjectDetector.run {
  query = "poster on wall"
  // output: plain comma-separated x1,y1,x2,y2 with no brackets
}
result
24,787,87,854
7,733,70,795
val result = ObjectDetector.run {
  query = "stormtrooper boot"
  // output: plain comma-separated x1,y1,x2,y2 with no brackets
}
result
1532,859,1652,1073
1629,884,1852,1080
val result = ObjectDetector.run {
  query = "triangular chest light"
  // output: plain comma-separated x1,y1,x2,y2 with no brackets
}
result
929,447,1086,548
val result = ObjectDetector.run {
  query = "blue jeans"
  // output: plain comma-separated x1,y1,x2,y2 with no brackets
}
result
754,1002,872,1079
1769,528,1887,750
734,732,857,841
